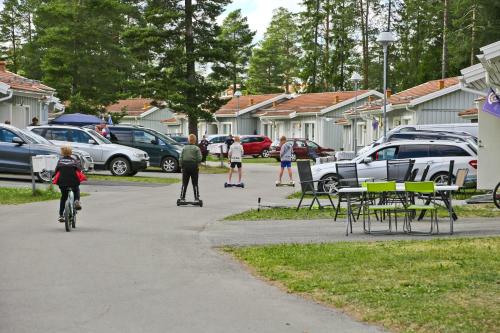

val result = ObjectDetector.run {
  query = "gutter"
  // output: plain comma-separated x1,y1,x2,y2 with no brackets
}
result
0,89,13,102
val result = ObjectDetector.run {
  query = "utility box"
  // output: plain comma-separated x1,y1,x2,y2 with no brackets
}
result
32,155,59,173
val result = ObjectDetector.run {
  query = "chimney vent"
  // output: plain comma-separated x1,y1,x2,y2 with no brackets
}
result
143,103,150,109
438,79,445,89
272,101,276,108
250,98,254,105
386,89,392,98
368,96,373,103
0,61,6,72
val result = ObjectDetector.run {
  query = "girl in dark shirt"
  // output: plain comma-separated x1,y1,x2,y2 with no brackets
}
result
54,146,82,222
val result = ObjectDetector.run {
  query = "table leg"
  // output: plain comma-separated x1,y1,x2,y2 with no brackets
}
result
346,193,352,236
447,191,454,234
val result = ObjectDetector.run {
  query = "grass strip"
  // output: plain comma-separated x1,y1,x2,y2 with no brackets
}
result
224,204,500,221
0,187,88,205
87,174,180,184
226,238,500,333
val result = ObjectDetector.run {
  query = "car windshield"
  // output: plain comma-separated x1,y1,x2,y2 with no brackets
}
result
21,129,53,145
149,129,181,146
88,129,112,144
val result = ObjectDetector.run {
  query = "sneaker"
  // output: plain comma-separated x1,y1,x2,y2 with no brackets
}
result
74,200,82,210
58,216,64,223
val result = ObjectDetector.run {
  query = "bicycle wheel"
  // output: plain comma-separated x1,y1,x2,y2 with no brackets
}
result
494,182,500,209
64,206,71,232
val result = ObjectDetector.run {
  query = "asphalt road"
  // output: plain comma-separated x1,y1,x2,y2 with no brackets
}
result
0,164,385,333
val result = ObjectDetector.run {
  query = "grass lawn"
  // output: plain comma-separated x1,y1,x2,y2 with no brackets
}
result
286,191,337,200
87,174,180,184
224,204,500,221
226,237,500,333
0,187,88,205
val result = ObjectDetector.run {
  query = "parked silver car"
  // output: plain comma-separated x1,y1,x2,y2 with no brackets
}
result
29,125,149,176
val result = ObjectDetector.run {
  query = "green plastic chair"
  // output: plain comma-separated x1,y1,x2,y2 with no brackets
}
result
404,181,438,234
363,181,399,234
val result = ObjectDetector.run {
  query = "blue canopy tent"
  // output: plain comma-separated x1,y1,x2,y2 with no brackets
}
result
50,113,103,126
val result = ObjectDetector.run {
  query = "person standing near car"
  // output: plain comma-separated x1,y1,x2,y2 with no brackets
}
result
198,135,209,163
179,134,202,202
277,136,294,184
29,117,39,126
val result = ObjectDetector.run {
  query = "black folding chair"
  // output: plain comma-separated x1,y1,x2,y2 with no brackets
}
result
387,159,415,182
420,164,430,181
334,163,362,221
296,160,335,211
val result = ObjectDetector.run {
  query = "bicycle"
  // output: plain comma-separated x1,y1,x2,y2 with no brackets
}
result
63,188,77,232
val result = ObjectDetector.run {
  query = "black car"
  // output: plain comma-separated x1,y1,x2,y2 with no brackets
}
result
108,125,182,172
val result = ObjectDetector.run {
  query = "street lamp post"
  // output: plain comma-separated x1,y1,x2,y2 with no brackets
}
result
350,71,362,154
234,90,242,134
377,31,396,140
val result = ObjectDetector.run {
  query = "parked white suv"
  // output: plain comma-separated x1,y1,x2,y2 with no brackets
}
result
312,140,477,192
28,125,150,176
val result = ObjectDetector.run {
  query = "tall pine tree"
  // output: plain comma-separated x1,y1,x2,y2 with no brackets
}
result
210,9,255,93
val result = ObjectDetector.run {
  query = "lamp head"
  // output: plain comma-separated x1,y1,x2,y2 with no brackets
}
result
350,72,362,83
376,31,396,46
234,90,242,98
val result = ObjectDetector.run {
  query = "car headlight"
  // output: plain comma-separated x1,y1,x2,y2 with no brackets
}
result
134,152,147,159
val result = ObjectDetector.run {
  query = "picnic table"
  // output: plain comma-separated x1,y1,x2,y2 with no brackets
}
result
338,184,459,236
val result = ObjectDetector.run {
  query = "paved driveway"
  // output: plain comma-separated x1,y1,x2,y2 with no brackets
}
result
0,164,384,333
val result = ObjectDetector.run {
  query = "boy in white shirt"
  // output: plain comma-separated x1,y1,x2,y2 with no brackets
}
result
228,136,244,184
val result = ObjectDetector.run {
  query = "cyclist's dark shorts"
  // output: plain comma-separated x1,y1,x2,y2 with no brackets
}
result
230,162,242,169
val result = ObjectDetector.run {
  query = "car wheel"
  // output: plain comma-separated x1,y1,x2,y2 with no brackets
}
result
320,174,339,194
291,153,297,162
261,149,270,158
110,157,131,176
36,170,53,183
430,172,451,185
161,157,178,173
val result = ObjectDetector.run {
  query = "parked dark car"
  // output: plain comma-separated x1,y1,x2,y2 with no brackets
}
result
108,125,182,172
240,135,272,158
269,138,334,161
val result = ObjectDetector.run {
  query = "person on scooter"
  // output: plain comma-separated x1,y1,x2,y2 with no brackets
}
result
179,134,202,202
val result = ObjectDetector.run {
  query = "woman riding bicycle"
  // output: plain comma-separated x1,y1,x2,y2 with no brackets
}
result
54,146,82,222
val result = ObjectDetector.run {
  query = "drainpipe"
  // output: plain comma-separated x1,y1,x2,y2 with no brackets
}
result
0,89,13,102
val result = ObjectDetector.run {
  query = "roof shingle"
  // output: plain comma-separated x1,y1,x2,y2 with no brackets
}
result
0,63,55,94
215,94,282,115
106,98,166,116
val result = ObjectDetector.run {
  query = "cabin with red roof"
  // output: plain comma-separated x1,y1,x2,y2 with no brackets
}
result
106,98,175,133
0,61,62,127
342,77,481,152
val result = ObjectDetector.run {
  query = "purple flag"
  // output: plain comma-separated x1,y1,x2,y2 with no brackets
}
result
483,89,500,118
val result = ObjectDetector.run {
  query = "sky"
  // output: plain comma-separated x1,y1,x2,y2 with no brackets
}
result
218,0,303,42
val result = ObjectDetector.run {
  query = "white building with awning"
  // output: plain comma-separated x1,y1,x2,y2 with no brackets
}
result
460,40,500,190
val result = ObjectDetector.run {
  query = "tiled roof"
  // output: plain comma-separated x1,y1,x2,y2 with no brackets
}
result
388,77,459,105
335,117,349,125
262,91,369,114
0,64,55,94
215,94,282,115
106,98,166,116
458,107,478,117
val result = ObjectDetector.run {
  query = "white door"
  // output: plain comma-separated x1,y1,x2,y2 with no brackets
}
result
12,106,27,128
275,122,284,140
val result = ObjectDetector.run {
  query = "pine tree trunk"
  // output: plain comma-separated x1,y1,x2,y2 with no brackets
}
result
311,0,320,92
324,0,330,91
185,0,197,136
441,0,448,79
359,0,369,89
